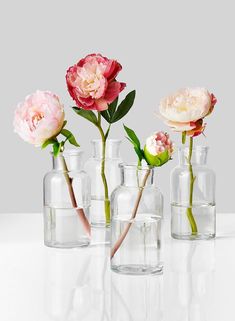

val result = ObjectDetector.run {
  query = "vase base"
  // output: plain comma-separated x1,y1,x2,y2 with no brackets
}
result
91,226,110,245
171,233,215,240
111,264,163,276
44,240,90,248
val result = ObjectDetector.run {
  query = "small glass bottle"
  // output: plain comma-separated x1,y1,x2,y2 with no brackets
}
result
171,146,216,240
111,164,163,275
84,139,122,227
43,150,91,248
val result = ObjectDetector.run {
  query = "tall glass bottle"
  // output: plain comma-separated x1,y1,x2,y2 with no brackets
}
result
43,150,91,248
84,139,122,228
171,146,216,240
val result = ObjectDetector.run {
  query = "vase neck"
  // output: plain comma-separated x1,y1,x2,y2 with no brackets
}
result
178,146,209,166
120,164,154,187
91,139,121,159
52,150,83,171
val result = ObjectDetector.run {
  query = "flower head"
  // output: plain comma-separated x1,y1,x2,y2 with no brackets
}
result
66,53,126,111
159,87,217,137
144,131,173,166
14,90,64,146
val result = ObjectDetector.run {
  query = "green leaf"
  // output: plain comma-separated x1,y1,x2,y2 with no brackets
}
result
111,90,136,123
182,131,186,144
124,124,141,148
108,97,118,119
100,110,110,123
53,142,62,157
61,129,80,147
134,146,144,162
100,97,119,124
41,138,57,149
72,107,98,125
124,124,143,163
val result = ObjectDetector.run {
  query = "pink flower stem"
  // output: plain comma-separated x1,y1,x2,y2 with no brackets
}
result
111,168,151,259
60,156,91,236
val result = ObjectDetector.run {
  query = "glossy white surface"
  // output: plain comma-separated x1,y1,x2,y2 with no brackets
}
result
0,213,235,321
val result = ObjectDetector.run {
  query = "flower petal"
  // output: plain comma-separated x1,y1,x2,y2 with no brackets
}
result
104,81,126,103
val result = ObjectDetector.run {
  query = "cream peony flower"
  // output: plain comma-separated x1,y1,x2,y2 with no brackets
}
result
159,88,216,136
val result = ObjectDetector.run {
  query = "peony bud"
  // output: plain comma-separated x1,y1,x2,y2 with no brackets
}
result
144,131,173,166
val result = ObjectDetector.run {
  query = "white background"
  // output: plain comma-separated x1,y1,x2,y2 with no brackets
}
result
0,0,233,213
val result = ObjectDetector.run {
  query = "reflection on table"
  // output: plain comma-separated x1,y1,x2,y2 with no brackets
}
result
44,228,216,321
164,240,215,321
44,245,110,321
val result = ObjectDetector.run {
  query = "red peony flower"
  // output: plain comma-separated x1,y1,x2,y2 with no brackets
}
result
66,54,126,111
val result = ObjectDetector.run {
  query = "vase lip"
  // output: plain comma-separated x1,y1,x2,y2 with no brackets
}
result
178,145,209,152
91,138,122,143
50,148,84,157
119,162,154,170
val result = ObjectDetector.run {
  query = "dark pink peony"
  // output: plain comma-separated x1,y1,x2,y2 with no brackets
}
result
66,54,126,111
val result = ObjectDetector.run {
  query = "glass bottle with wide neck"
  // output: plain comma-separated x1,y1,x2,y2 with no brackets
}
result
171,145,216,240
44,149,91,248
111,163,163,275
84,139,122,231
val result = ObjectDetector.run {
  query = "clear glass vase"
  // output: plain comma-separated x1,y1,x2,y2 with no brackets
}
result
111,164,163,275
171,146,216,240
43,150,91,248
84,139,122,228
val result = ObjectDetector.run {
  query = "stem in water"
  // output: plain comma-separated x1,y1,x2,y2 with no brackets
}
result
111,168,151,259
60,155,91,236
186,137,198,235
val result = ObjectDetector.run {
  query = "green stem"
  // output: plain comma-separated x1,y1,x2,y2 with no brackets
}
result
187,137,198,235
97,113,111,226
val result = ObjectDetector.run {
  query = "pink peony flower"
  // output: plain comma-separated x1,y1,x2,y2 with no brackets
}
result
14,90,65,146
66,53,126,111
159,88,217,137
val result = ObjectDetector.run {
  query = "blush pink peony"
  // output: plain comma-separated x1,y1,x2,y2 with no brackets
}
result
66,54,126,111
159,88,217,137
14,90,65,146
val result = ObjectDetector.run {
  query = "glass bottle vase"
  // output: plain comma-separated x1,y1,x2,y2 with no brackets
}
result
171,146,216,240
84,139,122,228
43,150,91,248
111,164,163,275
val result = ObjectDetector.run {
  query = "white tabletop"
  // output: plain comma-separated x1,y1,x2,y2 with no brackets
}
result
0,213,235,321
